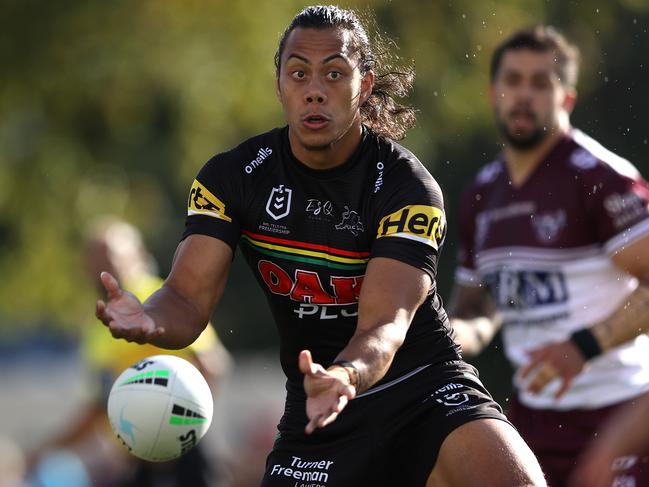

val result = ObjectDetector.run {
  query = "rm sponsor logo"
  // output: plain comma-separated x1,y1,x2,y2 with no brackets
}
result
187,180,232,222
377,205,445,249
484,269,568,310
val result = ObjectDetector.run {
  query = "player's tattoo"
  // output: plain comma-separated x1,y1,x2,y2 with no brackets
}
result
592,285,649,350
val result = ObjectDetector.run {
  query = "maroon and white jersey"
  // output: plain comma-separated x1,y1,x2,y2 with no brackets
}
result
456,129,649,410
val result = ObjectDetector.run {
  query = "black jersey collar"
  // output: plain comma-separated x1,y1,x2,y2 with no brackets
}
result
282,125,371,180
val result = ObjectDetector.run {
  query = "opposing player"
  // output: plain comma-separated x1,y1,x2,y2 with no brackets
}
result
449,25,649,485
97,6,545,486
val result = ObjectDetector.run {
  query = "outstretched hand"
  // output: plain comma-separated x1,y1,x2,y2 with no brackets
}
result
520,339,586,399
95,271,164,344
299,350,356,434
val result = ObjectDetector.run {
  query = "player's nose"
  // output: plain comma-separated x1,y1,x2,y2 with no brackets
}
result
304,78,327,104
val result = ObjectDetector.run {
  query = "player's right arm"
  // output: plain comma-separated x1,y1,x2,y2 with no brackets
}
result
448,283,501,356
96,234,232,349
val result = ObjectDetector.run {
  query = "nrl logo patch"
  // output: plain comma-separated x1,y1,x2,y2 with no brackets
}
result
266,185,292,221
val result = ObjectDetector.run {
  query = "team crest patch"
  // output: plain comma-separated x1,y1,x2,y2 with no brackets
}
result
531,210,566,244
265,185,292,221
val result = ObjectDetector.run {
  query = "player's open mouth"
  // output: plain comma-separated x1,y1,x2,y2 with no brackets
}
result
302,115,330,129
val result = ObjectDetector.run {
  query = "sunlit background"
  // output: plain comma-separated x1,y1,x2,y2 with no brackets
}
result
1,0,647,485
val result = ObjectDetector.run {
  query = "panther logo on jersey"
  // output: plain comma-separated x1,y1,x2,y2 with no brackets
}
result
335,206,365,236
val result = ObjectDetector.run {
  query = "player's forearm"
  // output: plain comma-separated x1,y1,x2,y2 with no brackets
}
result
450,316,499,356
597,392,649,458
331,321,407,394
143,284,209,349
589,285,649,351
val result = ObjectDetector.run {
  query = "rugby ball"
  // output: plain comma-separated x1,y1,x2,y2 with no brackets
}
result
107,355,213,462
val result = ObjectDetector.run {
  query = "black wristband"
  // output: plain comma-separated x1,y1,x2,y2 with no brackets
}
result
569,328,602,360
330,359,356,370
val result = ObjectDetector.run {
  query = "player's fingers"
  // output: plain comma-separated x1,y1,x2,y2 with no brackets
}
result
100,271,123,300
521,348,549,378
317,410,339,430
527,365,554,394
554,376,573,399
145,327,165,341
305,414,322,435
338,383,356,401
299,350,315,376
332,393,349,413
96,300,110,325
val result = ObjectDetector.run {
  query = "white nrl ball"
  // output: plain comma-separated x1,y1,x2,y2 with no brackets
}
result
107,355,213,462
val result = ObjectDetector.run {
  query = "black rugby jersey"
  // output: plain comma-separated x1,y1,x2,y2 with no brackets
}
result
184,126,460,392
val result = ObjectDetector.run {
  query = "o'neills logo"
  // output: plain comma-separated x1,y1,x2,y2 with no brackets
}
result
187,179,232,222
376,205,446,250
244,147,273,174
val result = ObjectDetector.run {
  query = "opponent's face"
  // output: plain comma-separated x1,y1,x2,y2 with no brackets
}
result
276,27,374,160
490,49,575,150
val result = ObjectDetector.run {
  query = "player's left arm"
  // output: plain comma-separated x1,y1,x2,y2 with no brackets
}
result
523,233,649,398
300,256,431,433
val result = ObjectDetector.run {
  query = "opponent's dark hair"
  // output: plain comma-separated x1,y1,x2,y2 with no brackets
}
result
490,25,580,88
274,5,416,140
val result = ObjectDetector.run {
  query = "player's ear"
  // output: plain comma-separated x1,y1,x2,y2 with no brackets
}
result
562,86,577,114
488,83,498,108
360,69,375,104
275,77,282,102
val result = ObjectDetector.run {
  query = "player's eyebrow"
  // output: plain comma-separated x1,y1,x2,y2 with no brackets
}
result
286,53,349,65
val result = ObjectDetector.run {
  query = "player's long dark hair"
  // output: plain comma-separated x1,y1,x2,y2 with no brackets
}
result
275,5,416,141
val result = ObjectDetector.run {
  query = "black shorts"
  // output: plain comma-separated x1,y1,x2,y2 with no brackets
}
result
261,360,509,487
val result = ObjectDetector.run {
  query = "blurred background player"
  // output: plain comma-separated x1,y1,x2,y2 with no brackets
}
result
27,217,231,487
448,25,649,486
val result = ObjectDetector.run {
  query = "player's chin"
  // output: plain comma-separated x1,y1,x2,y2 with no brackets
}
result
299,134,335,151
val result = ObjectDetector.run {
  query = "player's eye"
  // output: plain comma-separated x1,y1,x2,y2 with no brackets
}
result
326,71,342,80
532,77,551,90
291,70,306,80
503,74,521,87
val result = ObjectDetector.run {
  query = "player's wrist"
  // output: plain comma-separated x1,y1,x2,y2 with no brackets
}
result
569,328,603,361
328,359,360,390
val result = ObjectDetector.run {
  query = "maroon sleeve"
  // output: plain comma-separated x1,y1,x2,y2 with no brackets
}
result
579,160,649,248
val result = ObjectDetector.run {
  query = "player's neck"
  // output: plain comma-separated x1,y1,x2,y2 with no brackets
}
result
289,123,363,171
503,127,569,187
